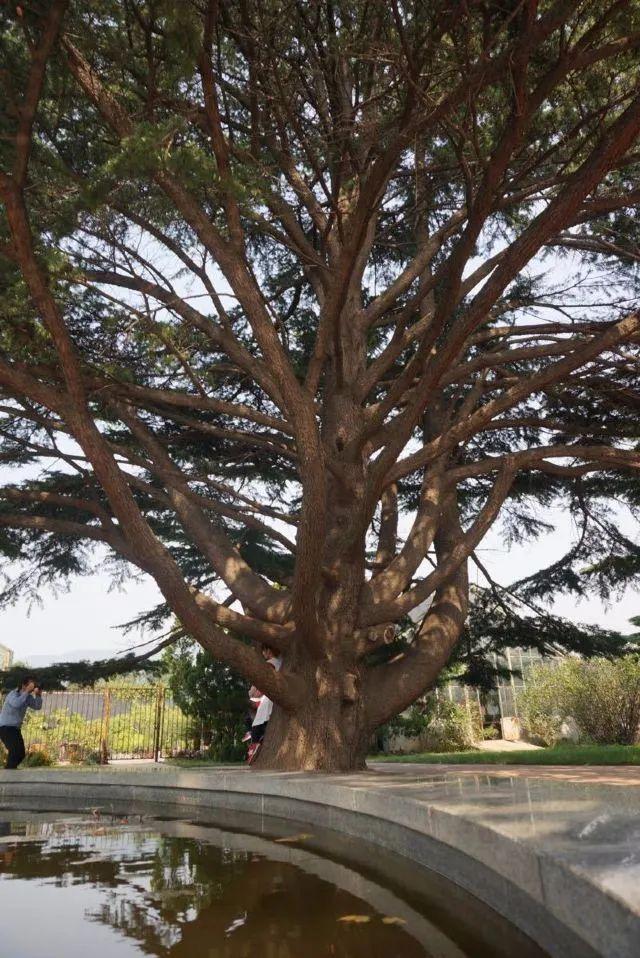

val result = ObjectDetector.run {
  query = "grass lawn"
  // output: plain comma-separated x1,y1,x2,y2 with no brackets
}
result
163,757,244,767
161,743,640,768
373,744,640,765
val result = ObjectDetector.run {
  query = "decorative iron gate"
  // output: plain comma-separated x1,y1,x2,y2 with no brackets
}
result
0,686,203,764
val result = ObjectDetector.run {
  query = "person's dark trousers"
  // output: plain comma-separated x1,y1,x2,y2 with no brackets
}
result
0,726,26,769
250,722,268,744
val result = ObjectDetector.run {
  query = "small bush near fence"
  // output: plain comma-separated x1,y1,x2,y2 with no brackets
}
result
23,747,54,768
0,742,54,767
520,656,640,746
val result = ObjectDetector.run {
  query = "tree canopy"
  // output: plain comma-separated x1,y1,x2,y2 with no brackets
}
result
1,0,639,769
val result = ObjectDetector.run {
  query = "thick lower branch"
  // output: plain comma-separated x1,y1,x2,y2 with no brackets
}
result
364,501,469,729
362,465,515,625
116,403,291,622
366,471,446,605
389,310,640,483
373,482,398,569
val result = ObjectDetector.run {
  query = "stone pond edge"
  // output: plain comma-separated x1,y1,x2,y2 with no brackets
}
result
0,764,636,958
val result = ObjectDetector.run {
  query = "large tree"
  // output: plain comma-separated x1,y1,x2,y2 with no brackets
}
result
1,0,639,770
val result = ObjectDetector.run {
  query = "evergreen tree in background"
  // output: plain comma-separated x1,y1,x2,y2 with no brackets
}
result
1,1,639,769
162,637,248,761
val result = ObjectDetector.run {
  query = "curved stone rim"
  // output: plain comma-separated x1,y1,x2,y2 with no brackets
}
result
0,764,636,958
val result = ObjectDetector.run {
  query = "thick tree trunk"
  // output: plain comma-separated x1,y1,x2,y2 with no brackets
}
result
252,378,376,772
252,553,468,772
251,384,465,773
252,651,371,772
252,696,370,772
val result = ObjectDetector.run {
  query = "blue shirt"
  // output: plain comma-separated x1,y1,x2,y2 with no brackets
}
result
0,690,43,728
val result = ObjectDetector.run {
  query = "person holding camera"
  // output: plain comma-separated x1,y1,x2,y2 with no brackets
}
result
0,675,43,769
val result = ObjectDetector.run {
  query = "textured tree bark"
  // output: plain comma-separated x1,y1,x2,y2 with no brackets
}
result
253,686,370,773
252,444,468,772
250,489,470,773
254,396,374,771
3,1,640,775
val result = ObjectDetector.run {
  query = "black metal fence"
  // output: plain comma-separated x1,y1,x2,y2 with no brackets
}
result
0,686,204,763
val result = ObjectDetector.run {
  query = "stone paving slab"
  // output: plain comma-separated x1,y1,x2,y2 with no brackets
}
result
415,762,640,786
1,761,638,958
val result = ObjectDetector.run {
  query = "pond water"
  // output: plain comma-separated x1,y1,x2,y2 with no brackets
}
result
0,802,549,958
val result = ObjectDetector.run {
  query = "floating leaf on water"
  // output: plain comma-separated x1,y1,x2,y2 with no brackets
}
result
338,915,371,924
225,913,247,937
274,833,313,843
382,916,407,926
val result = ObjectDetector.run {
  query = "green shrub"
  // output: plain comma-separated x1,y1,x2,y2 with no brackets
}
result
23,747,53,767
0,742,53,768
482,724,500,740
384,702,431,740
383,697,482,753
205,735,246,763
520,656,640,746
162,640,248,762
83,750,102,766
518,662,573,745
569,657,640,745
421,699,482,752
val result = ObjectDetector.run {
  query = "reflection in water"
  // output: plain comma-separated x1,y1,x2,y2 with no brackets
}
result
0,809,547,958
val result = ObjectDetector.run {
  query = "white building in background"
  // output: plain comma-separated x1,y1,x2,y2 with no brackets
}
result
0,644,14,669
